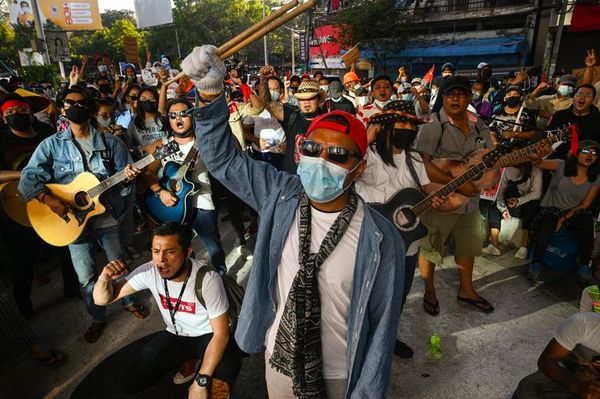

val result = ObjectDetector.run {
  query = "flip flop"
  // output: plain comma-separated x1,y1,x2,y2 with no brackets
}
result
423,297,440,316
457,295,494,313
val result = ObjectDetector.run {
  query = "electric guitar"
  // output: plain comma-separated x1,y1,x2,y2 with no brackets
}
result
371,128,571,248
370,145,509,248
0,180,31,227
143,144,198,225
27,141,179,246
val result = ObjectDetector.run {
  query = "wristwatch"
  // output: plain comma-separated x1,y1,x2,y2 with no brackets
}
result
195,373,212,388
153,188,164,198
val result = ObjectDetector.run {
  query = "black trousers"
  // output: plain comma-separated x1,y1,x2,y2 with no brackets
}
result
532,212,594,265
121,330,242,394
209,174,247,246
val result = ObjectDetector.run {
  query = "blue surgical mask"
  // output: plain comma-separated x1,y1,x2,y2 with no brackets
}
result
270,90,281,102
401,94,414,102
297,156,358,203
557,85,573,97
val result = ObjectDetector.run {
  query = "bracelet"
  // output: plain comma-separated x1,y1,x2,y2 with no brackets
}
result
153,188,164,198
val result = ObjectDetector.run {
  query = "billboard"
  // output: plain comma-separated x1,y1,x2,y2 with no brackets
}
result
46,31,71,62
9,0,35,28
9,1,103,31
134,0,173,29
309,25,349,70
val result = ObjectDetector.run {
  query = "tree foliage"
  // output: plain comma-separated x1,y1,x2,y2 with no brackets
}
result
335,0,405,47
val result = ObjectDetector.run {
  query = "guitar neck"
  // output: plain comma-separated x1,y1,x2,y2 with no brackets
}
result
413,161,488,216
173,146,198,181
87,155,156,198
497,136,558,166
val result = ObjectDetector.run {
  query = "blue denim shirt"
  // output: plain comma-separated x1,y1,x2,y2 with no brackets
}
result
18,125,133,220
192,95,406,399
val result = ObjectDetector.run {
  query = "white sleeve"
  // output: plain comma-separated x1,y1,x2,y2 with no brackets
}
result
580,288,595,312
554,313,587,351
201,271,229,319
125,262,154,291
413,152,430,186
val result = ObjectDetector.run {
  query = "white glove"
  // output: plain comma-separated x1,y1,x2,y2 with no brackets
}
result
181,45,226,96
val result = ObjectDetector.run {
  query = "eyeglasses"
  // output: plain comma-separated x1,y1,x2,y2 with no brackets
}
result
575,92,594,98
127,95,139,101
444,90,470,99
300,139,361,164
64,99,88,107
168,111,190,119
580,148,598,156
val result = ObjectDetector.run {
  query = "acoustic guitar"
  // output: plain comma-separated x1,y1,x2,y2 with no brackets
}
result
370,127,570,248
143,144,198,225
27,141,179,246
431,127,571,214
0,180,31,227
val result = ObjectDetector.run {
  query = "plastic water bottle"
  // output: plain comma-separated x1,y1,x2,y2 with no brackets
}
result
427,333,443,362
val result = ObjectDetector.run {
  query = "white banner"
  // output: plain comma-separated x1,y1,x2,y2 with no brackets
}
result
46,32,71,62
134,0,173,29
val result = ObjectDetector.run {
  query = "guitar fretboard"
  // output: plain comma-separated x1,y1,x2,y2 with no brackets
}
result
173,146,198,181
412,130,564,217
87,155,158,198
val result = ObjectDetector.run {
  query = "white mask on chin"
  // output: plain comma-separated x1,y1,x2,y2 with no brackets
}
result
374,99,390,108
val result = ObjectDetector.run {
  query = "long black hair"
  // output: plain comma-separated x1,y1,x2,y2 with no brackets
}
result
371,123,424,187
133,87,164,131
564,152,600,182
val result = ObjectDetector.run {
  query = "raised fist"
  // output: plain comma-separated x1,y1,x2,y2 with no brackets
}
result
181,45,226,96
98,260,129,282
259,66,276,79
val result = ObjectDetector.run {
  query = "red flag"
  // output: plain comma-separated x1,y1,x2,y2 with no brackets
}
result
571,4,600,32
421,65,435,85
569,125,579,156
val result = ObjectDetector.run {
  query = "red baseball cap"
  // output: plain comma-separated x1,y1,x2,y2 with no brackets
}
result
305,111,368,157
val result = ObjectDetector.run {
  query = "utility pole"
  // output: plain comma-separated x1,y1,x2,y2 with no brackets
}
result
291,31,296,75
30,0,51,65
549,0,567,77
262,0,269,66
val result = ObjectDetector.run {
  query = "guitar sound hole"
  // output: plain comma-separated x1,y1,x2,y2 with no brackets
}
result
74,191,91,209
168,180,180,193
394,208,417,230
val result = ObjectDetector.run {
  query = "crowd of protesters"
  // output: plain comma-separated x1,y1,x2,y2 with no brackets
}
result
1,43,600,398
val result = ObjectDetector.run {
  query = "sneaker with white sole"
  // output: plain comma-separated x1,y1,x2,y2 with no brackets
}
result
515,246,529,260
173,371,195,385
482,243,501,256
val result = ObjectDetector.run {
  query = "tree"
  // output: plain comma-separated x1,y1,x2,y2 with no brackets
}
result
101,9,135,28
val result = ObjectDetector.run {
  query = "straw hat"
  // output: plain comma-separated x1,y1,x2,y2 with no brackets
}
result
294,80,327,102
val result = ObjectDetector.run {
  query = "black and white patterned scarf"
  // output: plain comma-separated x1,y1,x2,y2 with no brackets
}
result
270,192,358,399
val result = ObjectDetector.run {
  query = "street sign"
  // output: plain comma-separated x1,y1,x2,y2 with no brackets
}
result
46,32,71,62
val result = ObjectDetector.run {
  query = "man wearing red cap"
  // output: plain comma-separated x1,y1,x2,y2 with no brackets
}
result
180,45,406,399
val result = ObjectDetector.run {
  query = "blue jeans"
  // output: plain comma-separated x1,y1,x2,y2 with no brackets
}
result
68,225,135,322
192,208,226,274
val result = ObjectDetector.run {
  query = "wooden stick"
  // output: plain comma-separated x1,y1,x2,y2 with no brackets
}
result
217,0,299,56
164,0,317,86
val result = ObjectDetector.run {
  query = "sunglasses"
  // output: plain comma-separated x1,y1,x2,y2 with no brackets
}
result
300,139,361,164
580,148,598,156
64,99,88,107
168,111,190,119
127,95,139,101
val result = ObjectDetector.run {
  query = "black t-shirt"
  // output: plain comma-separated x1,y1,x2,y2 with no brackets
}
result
321,98,356,115
282,104,314,174
489,107,537,145
0,120,52,171
548,106,600,159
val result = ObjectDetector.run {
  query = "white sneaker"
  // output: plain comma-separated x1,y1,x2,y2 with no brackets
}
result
515,246,529,260
482,243,502,256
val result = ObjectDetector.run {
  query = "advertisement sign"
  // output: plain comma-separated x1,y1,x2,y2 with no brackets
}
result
309,25,350,70
134,0,173,29
46,31,71,62
37,1,103,31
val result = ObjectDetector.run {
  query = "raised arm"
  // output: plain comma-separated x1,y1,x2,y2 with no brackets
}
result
257,66,284,122
93,260,138,305
583,49,596,85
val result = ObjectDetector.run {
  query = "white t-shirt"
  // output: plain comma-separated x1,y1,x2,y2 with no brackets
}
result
127,258,229,337
159,138,214,210
355,148,430,256
555,312,600,362
265,202,365,379
252,109,285,154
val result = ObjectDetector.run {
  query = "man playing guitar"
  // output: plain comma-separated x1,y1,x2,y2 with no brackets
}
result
414,76,495,315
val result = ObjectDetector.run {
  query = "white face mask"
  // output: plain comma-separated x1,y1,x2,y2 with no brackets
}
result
96,116,111,128
320,85,329,92
374,99,390,108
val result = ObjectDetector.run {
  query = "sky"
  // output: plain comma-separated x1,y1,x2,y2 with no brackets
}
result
98,0,135,12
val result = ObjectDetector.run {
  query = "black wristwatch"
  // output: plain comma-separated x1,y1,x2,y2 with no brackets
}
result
153,188,164,198
195,373,212,388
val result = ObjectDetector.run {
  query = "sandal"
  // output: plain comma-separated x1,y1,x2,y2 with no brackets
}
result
457,295,494,313
126,303,149,319
83,321,106,343
423,297,440,316
33,350,67,368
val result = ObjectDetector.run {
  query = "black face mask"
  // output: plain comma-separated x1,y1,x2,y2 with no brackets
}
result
139,100,157,113
65,105,90,124
6,113,32,131
302,110,320,119
505,97,521,108
99,84,111,94
392,128,418,149
173,128,193,138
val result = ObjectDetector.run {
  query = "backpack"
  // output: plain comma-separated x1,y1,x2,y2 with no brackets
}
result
194,265,245,335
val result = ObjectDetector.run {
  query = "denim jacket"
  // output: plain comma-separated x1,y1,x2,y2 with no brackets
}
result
192,96,406,399
18,125,133,221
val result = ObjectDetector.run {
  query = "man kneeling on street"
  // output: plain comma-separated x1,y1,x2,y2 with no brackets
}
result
92,222,241,398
